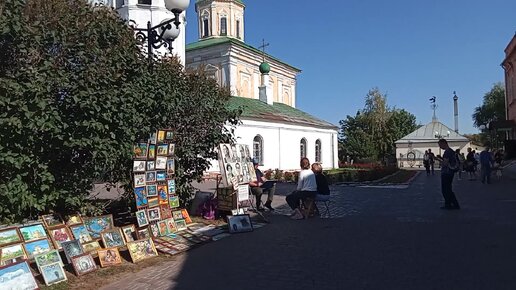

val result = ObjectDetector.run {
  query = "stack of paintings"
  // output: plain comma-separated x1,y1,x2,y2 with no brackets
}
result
34,250,67,286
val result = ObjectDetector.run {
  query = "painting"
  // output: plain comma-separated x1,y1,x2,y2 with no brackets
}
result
149,224,159,238
49,226,72,250
136,228,150,240
66,215,83,226
146,184,158,197
160,206,172,220
218,143,257,188
157,220,169,236
172,210,183,220
134,142,148,159
0,260,39,290
167,159,175,175
71,253,97,276
147,144,156,159
34,250,62,269
228,214,253,233
169,195,180,208
181,209,192,224
41,213,64,228
158,185,168,205
101,228,125,248
40,262,67,286
167,179,176,194
127,238,158,263
81,241,101,254
0,228,22,247
168,144,175,156
70,224,93,244
19,224,47,243
157,130,166,142
133,173,146,187
165,130,174,140
156,171,167,182
136,210,149,227
148,197,159,208
24,238,52,259
134,187,148,208
157,144,168,156
83,215,114,239
166,218,177,234
147,208,161,222
122,225,136,243
98,248,122,268
174,219,187,231
145,171,156,183
155,156,167,170
61,240,84,263
146,160,155,170
0,243,27,266
133,160,146,172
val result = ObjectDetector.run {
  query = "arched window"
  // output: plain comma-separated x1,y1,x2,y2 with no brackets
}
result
300,138,307,159
202,18,209,38
236,20,241,39
253,135,263,165
220,17,227,36
315,139,322,163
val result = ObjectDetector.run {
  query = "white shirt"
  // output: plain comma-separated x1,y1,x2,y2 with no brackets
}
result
297,169,318,191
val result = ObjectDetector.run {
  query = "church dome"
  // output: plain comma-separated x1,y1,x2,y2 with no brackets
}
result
259,61,270,74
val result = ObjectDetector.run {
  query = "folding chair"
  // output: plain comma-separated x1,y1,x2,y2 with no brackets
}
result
314,194,332,218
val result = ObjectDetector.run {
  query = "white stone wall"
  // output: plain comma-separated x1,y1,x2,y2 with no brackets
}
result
395,141,473,168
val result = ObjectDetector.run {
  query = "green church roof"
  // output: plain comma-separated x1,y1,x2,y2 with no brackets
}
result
186,37,301,72
228,97,337,130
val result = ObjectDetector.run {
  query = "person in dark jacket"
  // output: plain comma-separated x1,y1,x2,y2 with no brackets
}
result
311,163,330,199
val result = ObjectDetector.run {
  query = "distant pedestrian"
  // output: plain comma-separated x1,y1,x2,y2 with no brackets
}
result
479,146,494,184
455,149,464,180
436,139,460,210
427,149,435,175
423,150,431,175
465,148,476,180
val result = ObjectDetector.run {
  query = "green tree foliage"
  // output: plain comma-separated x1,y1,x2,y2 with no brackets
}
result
339,88,417,162
0,0,239,223
472,82,506,128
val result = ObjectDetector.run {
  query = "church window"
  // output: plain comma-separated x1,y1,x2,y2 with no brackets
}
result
236,20,241,39
138,0,151,4
300,138,307,159
203,18,209,38
220,17,227,36
253,135,264,165
315,139,322,163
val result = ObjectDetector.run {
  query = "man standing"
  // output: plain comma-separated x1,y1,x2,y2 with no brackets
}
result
437,139,460,210
479,146,494,184
249,159,275,211
427,149,435,175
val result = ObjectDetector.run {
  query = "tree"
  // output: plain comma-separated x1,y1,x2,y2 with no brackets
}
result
472,83,506,146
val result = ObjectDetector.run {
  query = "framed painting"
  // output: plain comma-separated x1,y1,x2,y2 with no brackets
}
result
156,144,168,156
160,206,172,220
146,160,155,171
167,159,175,175
157,184,168,204
228,214,253,234
34,250,63,269
81,241,101,254
167,179,176,194
147,144,156,159
83,215,114,239
156,171,167,182
100,228,125,248
70,224,93,244
122,225,136,243
174,219,187,231
66,214,83,226
24,238,53,259
134,186,148,208
148,197,159,208
181,209,192,224
61,239,84,263
155,156,167,170
40,262,67,286
164,130,174,141
169,195,180,208
157,220,169,236
98,247,122,268
127,238,158,263
133,142,148,159
0,243,27,266
168,144,175,156
166,218,177,234
172,210,183,220
157,130,166,142
147,207,161,222
147,184,158,197
145,171,157,183
18,224,47,243
41,213,64,229
149,224,159,238
133,173,146,187
0,260,39,290
136,228,150,240
71,253,97,276
49,226,72,250
136,210,149,227
149,132,157,145
133,160,146,172
0,228,22,247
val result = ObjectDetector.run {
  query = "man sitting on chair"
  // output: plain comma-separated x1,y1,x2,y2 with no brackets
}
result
249,159,275,211
312,163,330,200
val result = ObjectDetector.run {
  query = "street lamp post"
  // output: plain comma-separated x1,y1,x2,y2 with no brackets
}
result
131,0,190,66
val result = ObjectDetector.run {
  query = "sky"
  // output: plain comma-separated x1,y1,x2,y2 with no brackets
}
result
184,0,516,134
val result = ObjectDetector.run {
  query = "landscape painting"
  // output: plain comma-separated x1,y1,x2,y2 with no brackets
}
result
0,260,39,290
19,224,47,242
24,238,53,259
35,250,62,268
0,228,22,247
0,243,27,266
40,262,67,286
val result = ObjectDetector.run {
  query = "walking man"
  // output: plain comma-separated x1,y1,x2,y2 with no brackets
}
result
479,146,494,184
427,149,435,175
436,139,460,210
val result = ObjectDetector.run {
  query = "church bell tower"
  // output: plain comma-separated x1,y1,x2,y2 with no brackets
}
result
195,0,245,41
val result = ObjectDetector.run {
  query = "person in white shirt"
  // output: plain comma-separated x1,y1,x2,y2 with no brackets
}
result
286,158,318,220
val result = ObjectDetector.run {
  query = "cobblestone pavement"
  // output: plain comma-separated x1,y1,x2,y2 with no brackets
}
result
101,172,516,290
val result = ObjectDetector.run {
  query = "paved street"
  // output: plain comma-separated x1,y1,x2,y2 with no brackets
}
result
102,171,516,290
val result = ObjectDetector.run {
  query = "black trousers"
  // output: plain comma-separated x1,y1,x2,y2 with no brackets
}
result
441,173,459,207
286,190,317,210
251,185,275,206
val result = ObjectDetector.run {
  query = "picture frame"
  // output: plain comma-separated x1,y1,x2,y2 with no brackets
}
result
0,260,39,290
166,218,177,234
136,210,149,227
149,132,157,145
147,144,156,159
127,238,158,263
40,262,67,286
18,224,47,243
71,253,97,276
181,209,192,224
133,173,146,187
0,243,27,266
157,144,169,156
100,228,126,248
160,206,172,220
98,247,122,268
69,224,93,244
148,197,159,208
157,130,166,142
169,195,180,208
134,142,148,159
48,226,72,250
41,213,64,229
174,219,187,231
165,130,174,141
172,210,183,220
134,187,148,208
146,184,158,197
136,228,150,240
133,160,146,172
147,207,161,222
61,239,84,264
0,228,22,247
24,238,53,259
122,225,136,243
168,144,175,156
83,215,114,239
155,156,167,170
157,220,169,236
34,250,62,269
167,159,175,175
146,159,155,171
156,171,167,182
227,214,253,234
66,214,83,226
81,241,101,254
167,179,176,194
149,224,159,238
145,171,157,183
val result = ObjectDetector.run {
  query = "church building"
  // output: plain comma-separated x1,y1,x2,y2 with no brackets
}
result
186,0,339,170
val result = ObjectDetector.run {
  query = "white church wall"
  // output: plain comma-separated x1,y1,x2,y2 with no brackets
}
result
395,141,472,168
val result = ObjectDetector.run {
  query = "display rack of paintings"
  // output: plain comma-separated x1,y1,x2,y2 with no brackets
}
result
218,143,257,189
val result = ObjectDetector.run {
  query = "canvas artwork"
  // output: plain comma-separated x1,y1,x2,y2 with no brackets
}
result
146,160,155,170
81,241,101,254
146,171,157,183
157,130,166,142
66,215,83,226
0,260,39,290
40,262,67,286
157,220,169,236
155,156,167,170
69,224,93,244
218,144,257,188
98,247,122,268
34,250,62,268
168,144,175,156
157,185,168,204
133,160,146,172
0,228,22,247
61,240,84,263
149,224,159,238
19,224,47,243
41,213,64,228
167,179,176,194
169,195,180,208
166,218,177,234
156,171,167,182
134,174,146,187
49,226,72,250
83,215,114,239
101,228,126,248
157,144,168,156
228,214,253,233
24,238,52,259
147,184,158,197
165,130,174,140
147,208,161,222
136,210,149,227
122,225,136,243
147,144,156,159
160,206,172,219
172,210,183,220
127,238,158,263
0,243,27,266
134,142,148,159
134,187,148,208
175,219,187,231
167,159,175,175
148,197,159,208
71,253,97,276
181,209,192,224
136,228,150,240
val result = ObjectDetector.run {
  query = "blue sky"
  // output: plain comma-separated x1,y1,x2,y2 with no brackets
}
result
184,0,516,134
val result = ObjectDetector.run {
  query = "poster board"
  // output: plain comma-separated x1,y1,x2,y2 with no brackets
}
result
218,144,257,189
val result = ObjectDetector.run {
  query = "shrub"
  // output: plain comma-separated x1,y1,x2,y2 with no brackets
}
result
273,169,283,180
